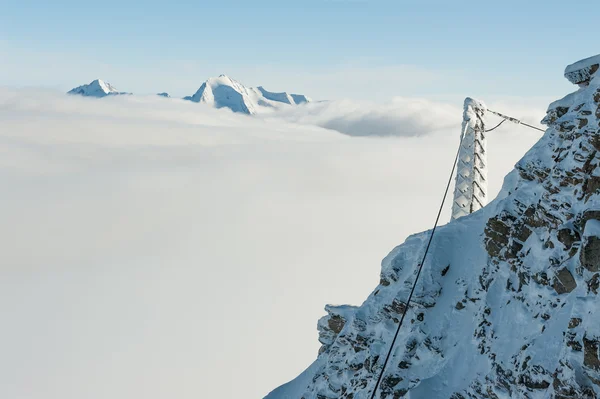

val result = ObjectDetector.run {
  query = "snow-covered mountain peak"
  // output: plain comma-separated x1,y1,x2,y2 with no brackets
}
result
208,74,233,85
93,79,115,93
184,76,311,115
67,79,129,97
67,76,311,113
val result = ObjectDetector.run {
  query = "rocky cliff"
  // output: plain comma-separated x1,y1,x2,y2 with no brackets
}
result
266,54,600,399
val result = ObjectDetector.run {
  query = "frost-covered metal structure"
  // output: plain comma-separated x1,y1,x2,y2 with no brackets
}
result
451,98,487,220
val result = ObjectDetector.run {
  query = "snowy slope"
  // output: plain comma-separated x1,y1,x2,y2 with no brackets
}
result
266,55,600,398
290,93,311,104
184,75,311,115
257,86,295,105
67,79,130,97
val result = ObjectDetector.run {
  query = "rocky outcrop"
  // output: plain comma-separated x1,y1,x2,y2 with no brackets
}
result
317,305,358,353
266,55,600,399
581,220,600,272
553,268,577,294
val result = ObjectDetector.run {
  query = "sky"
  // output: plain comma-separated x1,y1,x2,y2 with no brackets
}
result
0,1,594,398
1,0,598,101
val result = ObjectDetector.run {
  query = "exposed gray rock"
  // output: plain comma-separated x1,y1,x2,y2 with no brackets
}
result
553,268,577,294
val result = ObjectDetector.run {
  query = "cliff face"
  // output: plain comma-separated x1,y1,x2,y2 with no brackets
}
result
266,55,600,399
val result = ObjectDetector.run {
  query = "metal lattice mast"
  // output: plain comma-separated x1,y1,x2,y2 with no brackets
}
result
451,98,487,221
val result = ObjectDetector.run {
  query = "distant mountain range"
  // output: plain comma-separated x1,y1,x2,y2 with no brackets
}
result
67,76,311,115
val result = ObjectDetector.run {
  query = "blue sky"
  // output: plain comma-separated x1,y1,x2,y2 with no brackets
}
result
1,0,598,101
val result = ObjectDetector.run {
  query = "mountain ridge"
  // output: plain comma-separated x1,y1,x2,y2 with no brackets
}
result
67,79,130,97
68,76,311,115
266,54,600,399
183,75,312,115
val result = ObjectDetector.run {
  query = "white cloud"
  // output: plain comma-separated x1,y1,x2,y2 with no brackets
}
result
268,97,462,137
0,89,544,399
260,95,548,138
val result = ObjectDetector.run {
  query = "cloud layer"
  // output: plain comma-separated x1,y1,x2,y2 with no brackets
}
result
0,89,544,399
268,97,461,137
263,95,547,138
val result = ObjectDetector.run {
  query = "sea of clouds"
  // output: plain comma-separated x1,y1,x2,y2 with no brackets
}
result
0,88,545,398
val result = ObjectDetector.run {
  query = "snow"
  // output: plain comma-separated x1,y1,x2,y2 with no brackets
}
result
256,86,294,105
67,79,129,97
291,94,311,104
584,219,600,238
68,76,311,115
564,54,600,85
564,54,600,76
546,90,579,112
186,76,256,114
266,359,327,399
184,75,311,114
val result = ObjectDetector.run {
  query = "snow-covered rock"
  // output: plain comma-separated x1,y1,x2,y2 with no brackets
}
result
266,54,600,399
184,75,311,115
67,79,130,97
565,55,600,86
